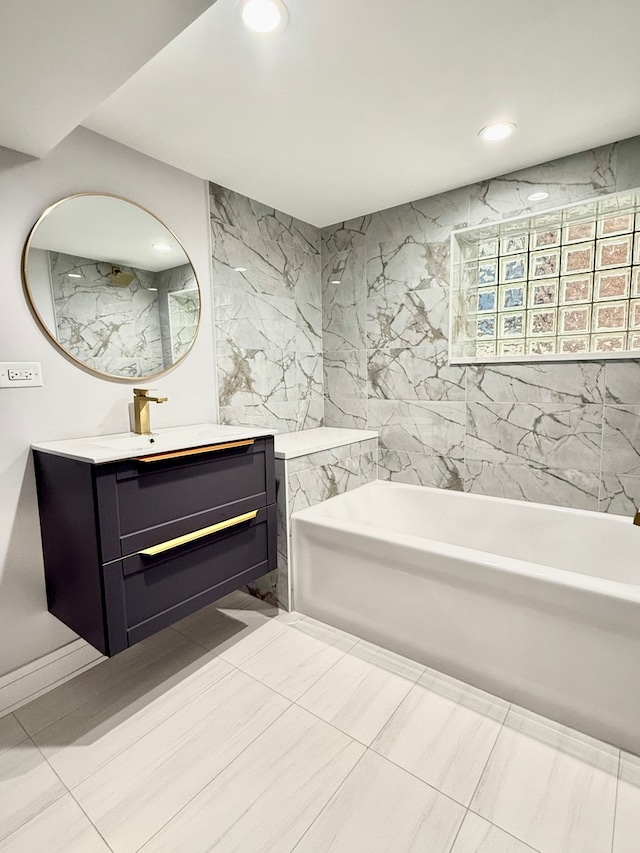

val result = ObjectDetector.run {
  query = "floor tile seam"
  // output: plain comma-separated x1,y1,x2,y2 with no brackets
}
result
37,745,117,853
610,750,622,853
2,733,70,808
443,806,469,853
30,641,234,753
283,638,357,694
465,807,543,853
0,739,77,846
292,655,427,747
364,746,471,811
17,638,197,738
291,640,362,706
218,620,294,667
167,624,213,652
0,714,30,755
6,658,108,726
0,791,84,850
289,696,372,747
465,703,512,812
10,712,29,742
0,643,102,692
233,666,375,746
64,664,256,793
32,658,229,761
353,673,426,746
367,674,427,753
287,748,371,852
128,700,295,853
210,663,295,708
233,630,357,699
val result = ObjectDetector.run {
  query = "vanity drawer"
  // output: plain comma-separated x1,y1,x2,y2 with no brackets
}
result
96,436,275,560
104,504,276,650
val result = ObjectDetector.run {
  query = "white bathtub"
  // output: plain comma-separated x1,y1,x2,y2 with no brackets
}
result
292,480,640,754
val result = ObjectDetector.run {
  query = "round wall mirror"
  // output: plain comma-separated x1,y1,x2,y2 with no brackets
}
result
22,193,201,380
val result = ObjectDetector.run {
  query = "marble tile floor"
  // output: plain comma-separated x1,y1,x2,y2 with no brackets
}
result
0,590,637,853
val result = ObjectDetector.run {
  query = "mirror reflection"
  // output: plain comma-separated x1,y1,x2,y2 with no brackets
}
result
23,194,200,379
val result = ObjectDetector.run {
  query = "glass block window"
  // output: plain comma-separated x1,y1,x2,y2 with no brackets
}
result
450,189,640,363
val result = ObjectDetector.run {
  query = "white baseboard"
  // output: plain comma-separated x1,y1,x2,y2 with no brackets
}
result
0,639,104,719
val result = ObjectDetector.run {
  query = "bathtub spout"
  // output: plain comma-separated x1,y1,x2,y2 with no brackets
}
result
633,510,640,526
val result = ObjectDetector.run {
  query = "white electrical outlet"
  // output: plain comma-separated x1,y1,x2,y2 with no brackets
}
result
0,362,43,388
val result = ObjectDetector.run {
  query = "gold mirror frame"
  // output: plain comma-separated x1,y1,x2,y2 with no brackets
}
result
21,192,202,383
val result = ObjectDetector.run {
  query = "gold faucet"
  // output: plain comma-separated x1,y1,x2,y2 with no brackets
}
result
133,388,168,435
634,511,640,527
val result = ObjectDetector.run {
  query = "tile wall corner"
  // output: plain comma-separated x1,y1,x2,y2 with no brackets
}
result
247,440,378,609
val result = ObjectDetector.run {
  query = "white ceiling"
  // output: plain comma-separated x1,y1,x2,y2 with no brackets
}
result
0,0,216,157
83,0,640,226
3,1,640,227
30,196,189,271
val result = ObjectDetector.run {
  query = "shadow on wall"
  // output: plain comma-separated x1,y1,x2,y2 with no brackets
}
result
0,453,77,674
0,144,37,174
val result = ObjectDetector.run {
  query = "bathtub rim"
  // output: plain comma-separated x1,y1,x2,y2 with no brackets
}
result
294,478,635,527
292,481,640,608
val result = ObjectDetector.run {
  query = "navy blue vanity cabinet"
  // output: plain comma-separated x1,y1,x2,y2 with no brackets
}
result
33,437,276,656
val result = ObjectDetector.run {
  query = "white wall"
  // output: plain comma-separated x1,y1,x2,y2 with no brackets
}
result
0,127,217,677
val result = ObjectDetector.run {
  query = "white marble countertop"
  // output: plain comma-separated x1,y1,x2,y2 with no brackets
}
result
32,423,277,464
274,427,378,459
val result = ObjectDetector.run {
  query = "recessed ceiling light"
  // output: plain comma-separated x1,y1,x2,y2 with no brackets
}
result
234,266,247,272
528,191,550,202
478,122,516,142
331,279,341,284
67,273,82,278
241,0,287,33
152,242,172,253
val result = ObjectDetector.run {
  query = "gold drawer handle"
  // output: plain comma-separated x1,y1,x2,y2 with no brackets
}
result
139,511,258,556
139,439,255,463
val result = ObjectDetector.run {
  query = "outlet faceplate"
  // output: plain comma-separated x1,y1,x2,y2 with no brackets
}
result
0,362,43,388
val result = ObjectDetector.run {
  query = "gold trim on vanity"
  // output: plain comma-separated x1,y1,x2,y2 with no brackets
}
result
139,510,258,556
138,439,255,463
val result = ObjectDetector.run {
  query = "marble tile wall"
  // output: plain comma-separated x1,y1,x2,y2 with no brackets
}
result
168,291,200,360
156,263,199,365
210,183,324,432
248,439,378,609
321,136,640,514
49,252,165,377
50,255,200,376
